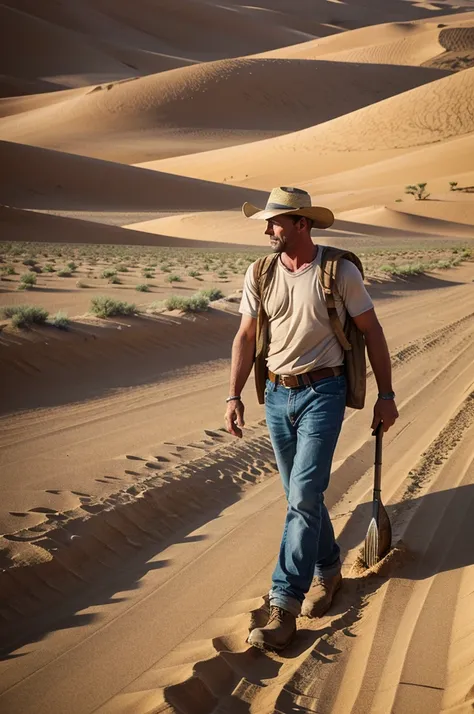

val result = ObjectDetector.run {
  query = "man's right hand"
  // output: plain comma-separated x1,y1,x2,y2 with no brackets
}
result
225,400,245,438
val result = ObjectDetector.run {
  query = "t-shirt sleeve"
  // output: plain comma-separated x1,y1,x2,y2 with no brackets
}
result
239,263,260,319
336,259,374,317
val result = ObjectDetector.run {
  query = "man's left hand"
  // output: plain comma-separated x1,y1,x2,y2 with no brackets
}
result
371,398,399,433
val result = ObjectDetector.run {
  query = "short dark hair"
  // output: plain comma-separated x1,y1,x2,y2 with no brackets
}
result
289,215,314,231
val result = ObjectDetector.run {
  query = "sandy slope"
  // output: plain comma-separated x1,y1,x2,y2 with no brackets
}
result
336,204,474,238
3,0,471,96
0,4,137,89
0,205,247,251
125,200,474,245
1,0,307,79
0,61,449,163
1,265,474,714
0,141,265,212
140,67,474,188
254,12,474,66
303,133,474,196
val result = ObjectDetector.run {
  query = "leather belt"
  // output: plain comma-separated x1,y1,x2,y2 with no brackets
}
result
268,366,343,388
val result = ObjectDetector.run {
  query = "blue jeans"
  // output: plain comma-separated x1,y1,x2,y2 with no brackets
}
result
264,374,346,616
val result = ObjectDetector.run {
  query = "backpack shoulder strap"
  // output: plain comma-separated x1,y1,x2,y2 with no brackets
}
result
253,253,279,299
318,246,364,351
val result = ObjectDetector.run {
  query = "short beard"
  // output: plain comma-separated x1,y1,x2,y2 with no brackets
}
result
269,236,287,253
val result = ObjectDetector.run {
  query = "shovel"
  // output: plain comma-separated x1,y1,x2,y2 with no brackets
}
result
363,422,392,568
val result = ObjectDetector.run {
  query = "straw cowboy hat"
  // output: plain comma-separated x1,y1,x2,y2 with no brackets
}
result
242,186,334,229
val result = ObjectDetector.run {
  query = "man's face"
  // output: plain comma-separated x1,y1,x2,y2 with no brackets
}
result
265,215,301,253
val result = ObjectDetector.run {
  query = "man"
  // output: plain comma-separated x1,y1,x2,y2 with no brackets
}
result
224,187,398,651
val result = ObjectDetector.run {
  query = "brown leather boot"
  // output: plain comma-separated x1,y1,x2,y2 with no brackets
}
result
247,605,296,651
248,593,270,634
300,572,342,618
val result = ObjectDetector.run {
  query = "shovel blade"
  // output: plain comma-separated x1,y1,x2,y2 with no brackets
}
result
363,500,392,568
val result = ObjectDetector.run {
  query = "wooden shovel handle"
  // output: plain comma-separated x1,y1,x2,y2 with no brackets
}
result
373,422,383,492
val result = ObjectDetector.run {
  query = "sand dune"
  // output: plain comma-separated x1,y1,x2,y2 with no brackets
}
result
141,67,474,189
3,0,471,98
250,10,474,78
304,132,474,197
126,198,474,245
0,205,241,250
252,11,474,61
0,140,264,212
390,197,474,226
0,4,137,89
3,0,306,67
91,0,307,57
0,74,64,100
0,86,90,120
336,204,474,238
236,0,474,30
0,60,450,163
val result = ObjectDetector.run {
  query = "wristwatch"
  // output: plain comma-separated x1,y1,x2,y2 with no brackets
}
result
378,391,396,400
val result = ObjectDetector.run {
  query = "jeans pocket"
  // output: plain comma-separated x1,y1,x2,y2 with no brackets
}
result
310,375,346,397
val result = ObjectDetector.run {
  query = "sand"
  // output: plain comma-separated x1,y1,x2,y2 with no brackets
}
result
1,1,474,712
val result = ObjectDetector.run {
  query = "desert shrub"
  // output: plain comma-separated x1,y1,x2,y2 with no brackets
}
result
22,258,37,267
383,263,426,276
19,272,37,289
166,274,182,283
405,183,430,200
108,275,121,284
198,287,224,301
0,306,19,318
57,269,73,277
102,268,117,279
1,305,49,327
43,264,55,272
67,261,78,271
135,283,150,292
187,269,201,278
1,265,16,275
90,296,137,318
217,270,228,279
49,310,70,330
116,264,129,272
142,269,154,278
379,264,397,273
161,265,171,273
164,294,209,313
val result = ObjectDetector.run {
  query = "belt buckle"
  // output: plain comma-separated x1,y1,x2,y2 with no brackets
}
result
280,374,291,388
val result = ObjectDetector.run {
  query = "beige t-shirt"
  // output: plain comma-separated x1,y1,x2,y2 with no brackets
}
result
239,247,374,375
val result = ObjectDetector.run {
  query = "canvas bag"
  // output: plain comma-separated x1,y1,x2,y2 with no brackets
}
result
252,247,366,409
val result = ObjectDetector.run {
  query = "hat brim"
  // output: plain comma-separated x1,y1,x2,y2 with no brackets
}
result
242,202,334,229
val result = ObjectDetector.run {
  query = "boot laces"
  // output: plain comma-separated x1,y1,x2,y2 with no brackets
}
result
268,606,286,624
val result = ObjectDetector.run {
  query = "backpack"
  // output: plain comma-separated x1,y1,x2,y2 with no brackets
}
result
252,246,367,409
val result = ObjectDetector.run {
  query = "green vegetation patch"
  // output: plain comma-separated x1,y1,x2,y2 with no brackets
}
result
1,304,48,328
90,296,137,318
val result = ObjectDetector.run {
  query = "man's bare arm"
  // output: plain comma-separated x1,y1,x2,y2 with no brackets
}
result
225,315,257,438
229,314,257,397
353,308,399,431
